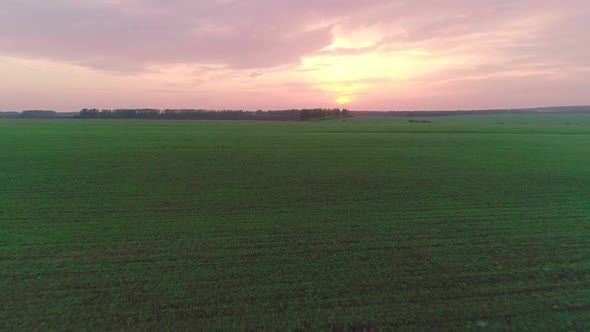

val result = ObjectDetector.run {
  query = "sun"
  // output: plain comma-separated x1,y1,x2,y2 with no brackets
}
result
334,66,345,76
336,96,351,105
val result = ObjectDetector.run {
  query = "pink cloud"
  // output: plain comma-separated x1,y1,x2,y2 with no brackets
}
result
1,0,587,72
0,0,589,110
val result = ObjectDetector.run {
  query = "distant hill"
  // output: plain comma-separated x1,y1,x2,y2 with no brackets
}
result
0,111,78,119
352,106,590,117
0,112,20,118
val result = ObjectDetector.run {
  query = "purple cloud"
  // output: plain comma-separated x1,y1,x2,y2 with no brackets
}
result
1,0,589,111
1,0,588,73
0,0,387,72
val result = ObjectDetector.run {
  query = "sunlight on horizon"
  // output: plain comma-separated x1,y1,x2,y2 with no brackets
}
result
336,96,351,105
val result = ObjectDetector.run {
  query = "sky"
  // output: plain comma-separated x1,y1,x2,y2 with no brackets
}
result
1,0,589,111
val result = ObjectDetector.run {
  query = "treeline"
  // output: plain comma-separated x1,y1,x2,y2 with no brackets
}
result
299,108,350,120
77,108,351,121
0,112,20,118
21,110,57,118
0,110,60,118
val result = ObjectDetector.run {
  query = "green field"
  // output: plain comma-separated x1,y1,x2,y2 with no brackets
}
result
2,117,590,330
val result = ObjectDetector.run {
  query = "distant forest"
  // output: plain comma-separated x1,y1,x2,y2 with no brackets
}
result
77,108,351,121
0,110,62,118
3,105,590,120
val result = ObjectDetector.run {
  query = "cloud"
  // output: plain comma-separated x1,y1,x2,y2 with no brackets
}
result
1,0,588,74
0,0,331,71
0,0,395,72
1,0,589,110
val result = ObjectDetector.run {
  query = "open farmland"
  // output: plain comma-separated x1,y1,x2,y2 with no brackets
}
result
2,117,590,330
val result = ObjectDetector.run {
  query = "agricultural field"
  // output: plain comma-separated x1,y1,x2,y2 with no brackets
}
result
2,117,590,330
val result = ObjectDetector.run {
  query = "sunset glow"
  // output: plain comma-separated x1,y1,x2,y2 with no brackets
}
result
337,96,352,105
0,1,589,111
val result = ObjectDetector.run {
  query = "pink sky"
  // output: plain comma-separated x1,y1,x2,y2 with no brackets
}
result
1,0,589,111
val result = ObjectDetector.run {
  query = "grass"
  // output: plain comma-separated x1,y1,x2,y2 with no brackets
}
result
2,117,590,330
351,113,590,125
